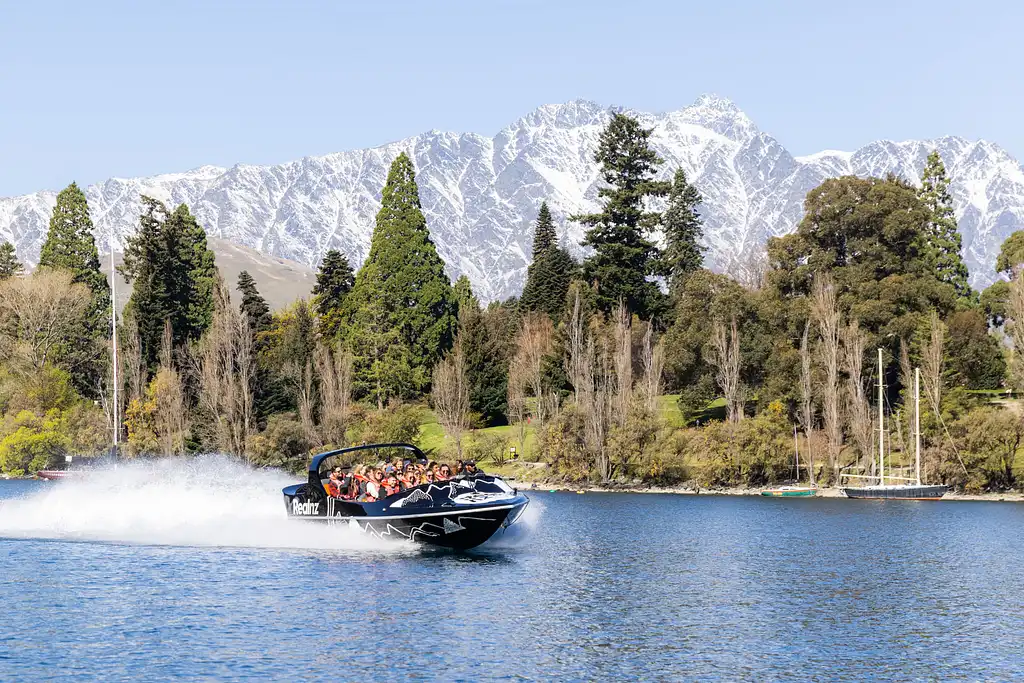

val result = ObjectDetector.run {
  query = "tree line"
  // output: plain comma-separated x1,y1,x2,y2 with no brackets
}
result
0,115,1022,491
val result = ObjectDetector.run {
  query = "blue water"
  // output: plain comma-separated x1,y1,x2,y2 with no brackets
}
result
1,460,1022,681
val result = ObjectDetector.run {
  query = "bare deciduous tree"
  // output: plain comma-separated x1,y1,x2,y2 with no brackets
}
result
612,304,633,422
798,320,815,484
812,275,842,483
315,342,353,447
121,314,145,405
1011,271,1024,390
638,321,664,413
843,320,872,473
296,361,317,447
194,280,256,460
514,312,555,424
897,338,914,456
153,322,188,456
0,269,91,370
726,248,769,291
432,338,470,458
507,355,528,456
921,310,946,415
709,316,742,422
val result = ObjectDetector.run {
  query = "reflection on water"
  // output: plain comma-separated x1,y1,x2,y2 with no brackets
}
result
1,470,1022,680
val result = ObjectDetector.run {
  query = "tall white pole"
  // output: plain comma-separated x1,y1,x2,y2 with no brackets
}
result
878,348,885,487
111,246,119,453
915,367,921,486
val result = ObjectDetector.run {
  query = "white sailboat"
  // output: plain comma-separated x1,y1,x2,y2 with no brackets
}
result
841,350,947,500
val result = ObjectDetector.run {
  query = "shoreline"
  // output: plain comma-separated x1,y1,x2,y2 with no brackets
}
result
5,471,1021,503
512,479,1024,503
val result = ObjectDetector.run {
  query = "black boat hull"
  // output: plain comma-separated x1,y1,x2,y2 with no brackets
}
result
841,484,948,499
292,499,528,550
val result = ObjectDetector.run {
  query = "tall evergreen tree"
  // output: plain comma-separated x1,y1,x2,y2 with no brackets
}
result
571,113,670,318
342,153,457,400
39,183,110,316
918,150,972,302
121,197,218,372
237,271,272,333
0,241,22,279
312,249,355,340
459,304,509,425
521,204,575,320
662,168,705,290
236,270,277,423
38,182,111,394
453,274,476,311
531,202,557,259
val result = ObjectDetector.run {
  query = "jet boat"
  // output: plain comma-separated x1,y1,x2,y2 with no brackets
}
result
282,443,530,550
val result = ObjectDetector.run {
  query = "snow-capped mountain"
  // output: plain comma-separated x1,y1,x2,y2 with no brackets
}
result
3,94,1023,301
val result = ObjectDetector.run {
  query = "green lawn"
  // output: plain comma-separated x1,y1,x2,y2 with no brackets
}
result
417,410,538,462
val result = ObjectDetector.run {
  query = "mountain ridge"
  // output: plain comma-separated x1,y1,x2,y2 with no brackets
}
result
3,95,1023,302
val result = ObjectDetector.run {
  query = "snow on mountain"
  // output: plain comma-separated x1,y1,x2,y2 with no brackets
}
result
3,94,1023,301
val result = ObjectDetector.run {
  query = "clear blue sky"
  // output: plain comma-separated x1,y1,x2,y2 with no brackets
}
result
1,0,1020,197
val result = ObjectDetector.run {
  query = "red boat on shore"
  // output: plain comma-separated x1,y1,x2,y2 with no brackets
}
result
36,470,76,480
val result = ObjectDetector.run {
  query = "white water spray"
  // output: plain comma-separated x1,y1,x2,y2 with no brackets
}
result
0,455,412,554
482,495,544,549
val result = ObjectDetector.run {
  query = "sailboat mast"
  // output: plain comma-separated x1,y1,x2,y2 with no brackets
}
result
878,348,885,486
915,367,921,486
793,426,800,481
111,246,119,452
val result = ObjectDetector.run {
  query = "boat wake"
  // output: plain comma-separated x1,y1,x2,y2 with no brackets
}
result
0,455,412,554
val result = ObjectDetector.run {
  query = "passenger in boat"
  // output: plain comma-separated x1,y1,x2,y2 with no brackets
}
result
345,473,361,500
364,477,380,502
436,464,452,481
464,461,480,475
325,467,344,498
454,460,465,476
382,474,401,498
404,472,419,489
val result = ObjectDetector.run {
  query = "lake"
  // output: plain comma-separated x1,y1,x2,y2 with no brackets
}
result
1,457,1022,681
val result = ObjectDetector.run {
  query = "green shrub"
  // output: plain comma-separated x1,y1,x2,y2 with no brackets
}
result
249,413,311,472
0,410,70,475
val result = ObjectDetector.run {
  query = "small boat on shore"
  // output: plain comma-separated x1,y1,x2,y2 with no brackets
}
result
283,443,530,550
36,470,75,481
761,486,816,497
761,427,817,497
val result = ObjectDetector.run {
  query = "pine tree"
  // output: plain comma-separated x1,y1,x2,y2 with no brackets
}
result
521,203,575,320
453,275,476,312
531,201,557,260
235,270,275,423
662,168,705,290
121,197,218,372
459,304,508,425
919,150,972,302
39,183,111,316
237,271,272,333
571,113,670,318
37,182,111,394
342,153,457,399
312,249,355,340
0,241,22,279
